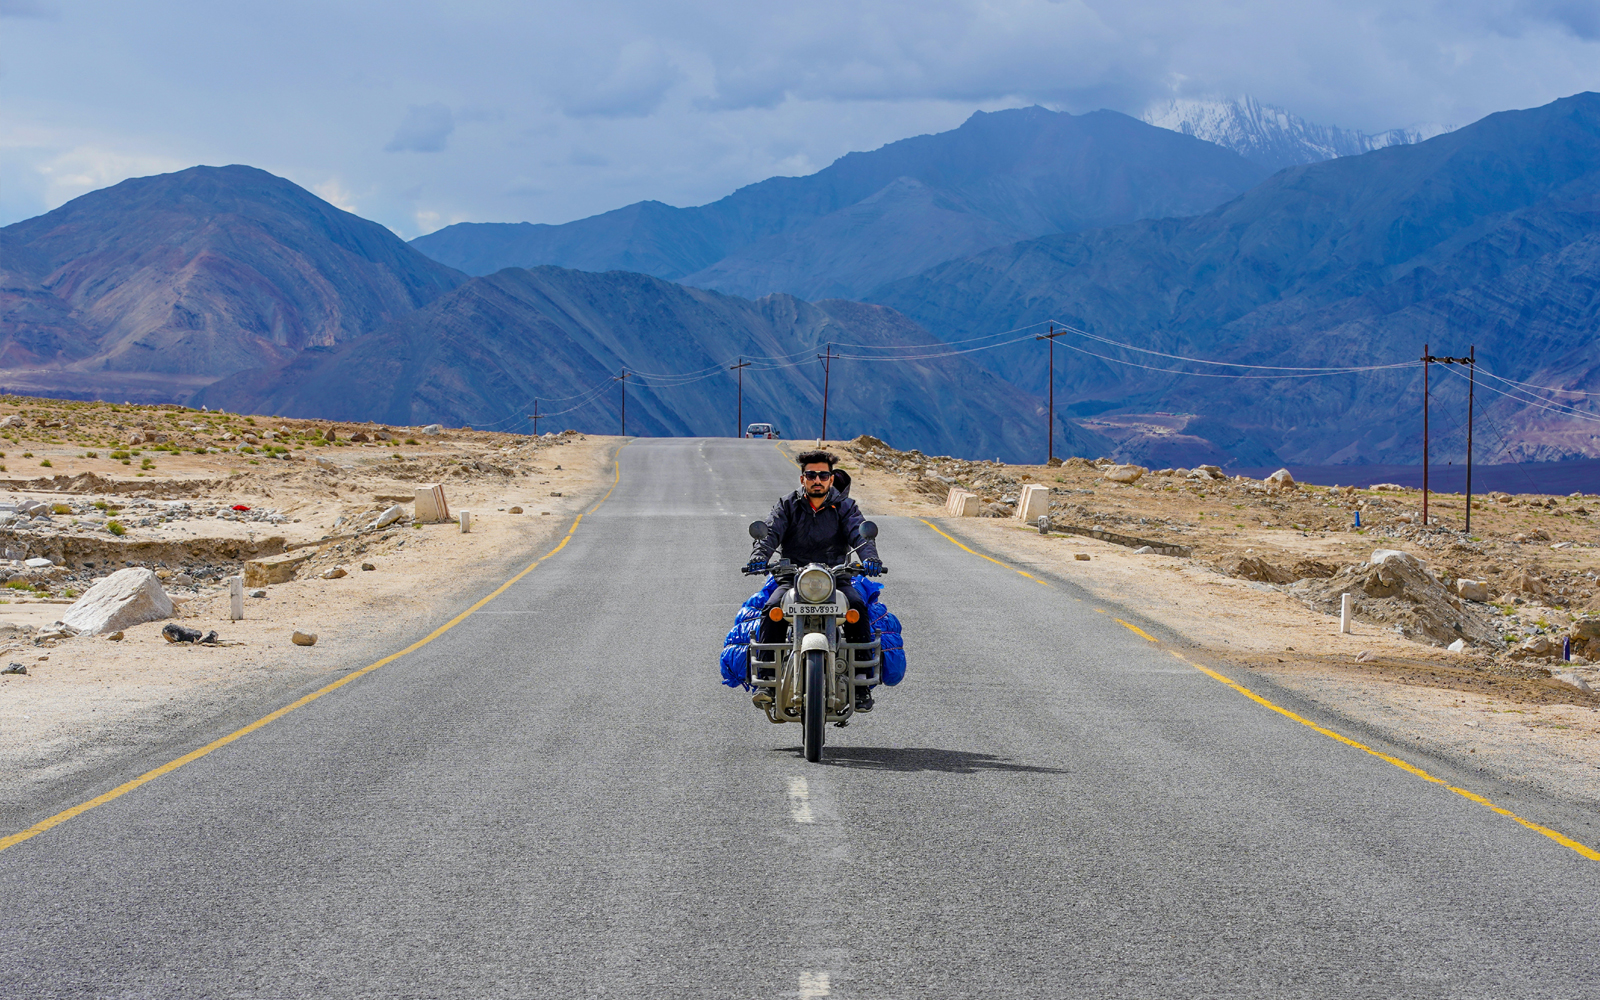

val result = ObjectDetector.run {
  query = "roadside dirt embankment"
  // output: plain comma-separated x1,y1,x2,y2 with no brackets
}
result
0,393,619,818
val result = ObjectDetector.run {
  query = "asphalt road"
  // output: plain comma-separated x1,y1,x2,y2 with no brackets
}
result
2,438,1597,998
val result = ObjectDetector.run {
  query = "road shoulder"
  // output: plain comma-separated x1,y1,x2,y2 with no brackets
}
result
0,435,619,829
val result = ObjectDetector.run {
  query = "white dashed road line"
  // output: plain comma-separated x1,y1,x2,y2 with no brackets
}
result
786,776,815,824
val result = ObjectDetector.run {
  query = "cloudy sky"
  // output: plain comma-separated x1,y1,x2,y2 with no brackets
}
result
3,0,1597,237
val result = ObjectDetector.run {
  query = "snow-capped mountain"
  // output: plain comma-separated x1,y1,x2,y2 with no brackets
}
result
1143,96,1453,171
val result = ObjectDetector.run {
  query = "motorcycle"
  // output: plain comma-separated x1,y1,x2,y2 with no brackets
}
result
742,519,884,763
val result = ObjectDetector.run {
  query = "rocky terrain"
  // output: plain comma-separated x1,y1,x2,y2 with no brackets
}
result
0,393,616,814
841,434,1599,684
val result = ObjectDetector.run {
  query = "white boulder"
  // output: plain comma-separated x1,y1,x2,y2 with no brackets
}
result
60,568,174,635
373,504,406,528
1369,549,1421,569
421,424,443,436
1455,578,1489,602
1552,671,1593,693
1265,468,1297,490
1102,464,1146,484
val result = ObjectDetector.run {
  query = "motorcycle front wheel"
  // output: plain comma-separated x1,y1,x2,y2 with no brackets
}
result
802,650,826,762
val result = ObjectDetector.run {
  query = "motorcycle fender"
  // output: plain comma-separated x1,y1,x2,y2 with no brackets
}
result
799,632,831,654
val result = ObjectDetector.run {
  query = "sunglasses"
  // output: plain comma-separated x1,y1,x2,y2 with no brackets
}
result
800,470,834,481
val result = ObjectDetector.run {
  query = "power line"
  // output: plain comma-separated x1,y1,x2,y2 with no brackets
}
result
1476,368,1600,398
1054,339,1422,380
823,319,1057,352
1439,363,1600,424
1045,321,1420,372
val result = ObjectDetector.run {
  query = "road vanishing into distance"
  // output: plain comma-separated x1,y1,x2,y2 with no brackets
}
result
2,438,1597,998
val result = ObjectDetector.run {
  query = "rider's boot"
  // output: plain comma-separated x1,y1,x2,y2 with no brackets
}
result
853,685,874,712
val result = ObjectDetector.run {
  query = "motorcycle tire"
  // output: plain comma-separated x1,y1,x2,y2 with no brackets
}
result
803,650,826,763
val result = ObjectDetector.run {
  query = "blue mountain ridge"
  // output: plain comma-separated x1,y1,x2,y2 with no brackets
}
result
192,265,1112,463
869,93,1600,467
409,107,1269,301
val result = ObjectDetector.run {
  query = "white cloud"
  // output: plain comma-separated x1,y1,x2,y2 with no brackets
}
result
385,104,455,153
312,178,359,213
560,40,684,118
32,145,187,207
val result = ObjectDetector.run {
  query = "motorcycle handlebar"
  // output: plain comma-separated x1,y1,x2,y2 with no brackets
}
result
740,562,887,577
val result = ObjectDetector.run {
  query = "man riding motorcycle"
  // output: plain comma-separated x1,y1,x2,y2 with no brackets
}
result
744,450,884,710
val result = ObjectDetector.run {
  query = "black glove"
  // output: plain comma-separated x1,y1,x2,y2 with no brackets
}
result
743,557,769,575
863,557,885,576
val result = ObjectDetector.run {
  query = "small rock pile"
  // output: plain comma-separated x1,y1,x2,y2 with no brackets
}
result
1292,550,1504,650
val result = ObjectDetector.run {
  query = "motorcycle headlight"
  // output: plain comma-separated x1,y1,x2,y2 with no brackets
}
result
796,567,834,604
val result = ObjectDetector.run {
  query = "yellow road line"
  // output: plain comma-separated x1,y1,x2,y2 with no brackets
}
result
919,513,1600,864
1115,619,1158,642
918,519,1049,587
0,454,626,855
1168,649,1600,863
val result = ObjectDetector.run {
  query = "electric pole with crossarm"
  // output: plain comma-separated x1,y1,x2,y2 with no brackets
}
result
1419,346,1476,529
1037,323,1066,464
817,343,840,441
614,370,628,436
730,357,751,436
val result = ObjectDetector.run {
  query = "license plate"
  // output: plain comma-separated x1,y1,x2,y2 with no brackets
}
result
785,601,844,617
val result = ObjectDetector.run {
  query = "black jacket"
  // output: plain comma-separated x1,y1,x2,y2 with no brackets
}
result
753,488,880,566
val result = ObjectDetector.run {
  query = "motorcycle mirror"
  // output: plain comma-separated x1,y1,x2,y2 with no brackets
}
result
860,520,878,540
748,521,769,540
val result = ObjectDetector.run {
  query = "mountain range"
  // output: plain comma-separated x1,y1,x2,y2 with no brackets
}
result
1141,96,1452,171
0,93,1595,468
870,92,1600,466
0,167,1099,461
410,107,1269,301
0,165,465,402
192,267,1107,460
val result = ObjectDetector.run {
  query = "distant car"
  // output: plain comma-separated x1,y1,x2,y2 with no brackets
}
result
744,423,780,439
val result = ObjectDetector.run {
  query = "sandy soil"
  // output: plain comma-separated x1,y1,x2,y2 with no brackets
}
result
809,436,1600,810
0,395,618,815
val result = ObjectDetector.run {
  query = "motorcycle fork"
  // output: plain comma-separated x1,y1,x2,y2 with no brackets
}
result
773,615,852,723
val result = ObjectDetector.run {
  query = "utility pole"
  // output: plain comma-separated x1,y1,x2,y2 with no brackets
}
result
817,343,840,441
1036,323,1066,463
730,357,750,437
1420,347,1476,531
614,370,628,436
1422,343,1430,527
1466,345,1475,534
528,399,539,437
